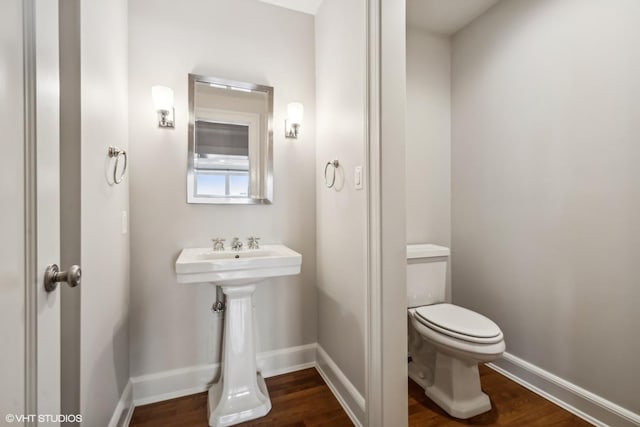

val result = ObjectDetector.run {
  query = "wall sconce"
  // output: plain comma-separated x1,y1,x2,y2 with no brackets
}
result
285,102,304,138
152,85,175,128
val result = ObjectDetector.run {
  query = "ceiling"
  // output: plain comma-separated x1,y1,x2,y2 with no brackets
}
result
257,0,323,15
407,0,500,35
257,0,499,34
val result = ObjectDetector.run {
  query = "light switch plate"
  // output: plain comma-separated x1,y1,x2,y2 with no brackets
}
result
121,211,128,235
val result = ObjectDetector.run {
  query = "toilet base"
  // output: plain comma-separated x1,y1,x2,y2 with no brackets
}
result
408,358,434,387
410,353,491,419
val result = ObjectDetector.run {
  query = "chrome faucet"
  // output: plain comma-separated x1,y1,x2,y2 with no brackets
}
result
247,237,260,250
212,238,226,251
231,237,243,251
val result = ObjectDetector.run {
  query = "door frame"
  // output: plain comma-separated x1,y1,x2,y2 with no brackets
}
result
23,0,62,421
23,0,39,417
365,0,382,424
20,0,407,423
365,0,408,426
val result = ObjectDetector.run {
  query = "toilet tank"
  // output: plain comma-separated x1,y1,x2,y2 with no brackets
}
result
406,244,450,308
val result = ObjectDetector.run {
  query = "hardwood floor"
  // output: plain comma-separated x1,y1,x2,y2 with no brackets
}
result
408,365,592,426
130,365,592,427
129,368,353,427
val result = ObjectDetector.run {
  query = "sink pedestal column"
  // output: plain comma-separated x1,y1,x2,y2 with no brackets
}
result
208,284,271,427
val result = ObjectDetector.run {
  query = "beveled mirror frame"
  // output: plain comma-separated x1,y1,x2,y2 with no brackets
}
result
187,74,274,204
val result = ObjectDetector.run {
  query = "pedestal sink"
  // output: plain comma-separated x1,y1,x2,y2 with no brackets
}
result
175,245,302,427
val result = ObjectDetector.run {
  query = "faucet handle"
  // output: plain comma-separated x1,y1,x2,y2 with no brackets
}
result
231,237,243,251
212,238,226,251
247,237,260,250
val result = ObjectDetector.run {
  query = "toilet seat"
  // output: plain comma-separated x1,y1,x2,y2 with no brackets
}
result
409,308,505,362
414,303,503,344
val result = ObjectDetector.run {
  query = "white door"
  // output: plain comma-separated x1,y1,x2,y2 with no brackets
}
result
1,0,65,424
0,0,30,421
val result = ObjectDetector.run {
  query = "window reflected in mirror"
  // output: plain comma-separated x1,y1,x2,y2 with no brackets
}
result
188,75,273,204
194,121,250,197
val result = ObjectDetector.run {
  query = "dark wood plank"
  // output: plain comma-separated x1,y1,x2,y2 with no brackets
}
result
408,365,592,426
130,365,592,427
129,368,353,427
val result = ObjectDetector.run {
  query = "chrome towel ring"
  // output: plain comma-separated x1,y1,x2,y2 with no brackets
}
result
324,159,339,188
108,146,128,184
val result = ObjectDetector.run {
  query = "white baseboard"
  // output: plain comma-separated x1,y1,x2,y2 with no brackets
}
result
315,345,365,427
122,345,640,427
487,352,640,427
107,380,134,427
130,343,317,407
128,343,365,427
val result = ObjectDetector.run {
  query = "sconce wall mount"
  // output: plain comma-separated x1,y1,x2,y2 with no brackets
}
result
285,102,304,139
152,85,175,128
285,120,300,138
158,108,175,128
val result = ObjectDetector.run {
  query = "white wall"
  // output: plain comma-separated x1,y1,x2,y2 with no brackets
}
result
452,0,640,414
315,0,367,399
406,27,451,248
80,0,131,425
128,0,317,378
0,0,25,415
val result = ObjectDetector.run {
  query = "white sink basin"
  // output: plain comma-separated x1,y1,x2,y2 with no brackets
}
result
175,244,302,285
175,243,302,426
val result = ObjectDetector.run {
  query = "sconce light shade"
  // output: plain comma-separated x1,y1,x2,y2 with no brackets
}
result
152,86,173,111
287,102,304,124
152,85,175,128
285,102,304,139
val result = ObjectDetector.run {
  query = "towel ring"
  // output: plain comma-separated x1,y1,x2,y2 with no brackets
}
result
324,160,339,188
108,146,128,184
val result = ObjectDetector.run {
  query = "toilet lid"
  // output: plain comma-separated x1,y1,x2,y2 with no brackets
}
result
415,303,503,344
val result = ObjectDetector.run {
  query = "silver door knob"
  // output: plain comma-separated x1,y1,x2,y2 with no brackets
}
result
44,264,81,292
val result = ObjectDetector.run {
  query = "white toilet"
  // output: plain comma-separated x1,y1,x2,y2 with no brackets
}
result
406,243,505,419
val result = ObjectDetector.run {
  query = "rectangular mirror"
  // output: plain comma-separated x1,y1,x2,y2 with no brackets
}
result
188,74,274,204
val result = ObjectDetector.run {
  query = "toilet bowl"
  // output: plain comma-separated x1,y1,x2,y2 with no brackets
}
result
406,244,505,419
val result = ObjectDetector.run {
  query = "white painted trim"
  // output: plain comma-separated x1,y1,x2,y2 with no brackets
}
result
127,343,371,427
23,0,39,421
131,343,317,407
315,345,366,427
365,0,383,425
487,352,640,427
107,381,134,427
256,343,317,377
120,405,135,427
